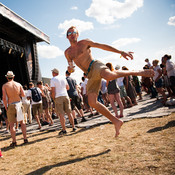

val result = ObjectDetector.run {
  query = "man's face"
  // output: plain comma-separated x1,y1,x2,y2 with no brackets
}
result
67,28,79,42
29,84,33,88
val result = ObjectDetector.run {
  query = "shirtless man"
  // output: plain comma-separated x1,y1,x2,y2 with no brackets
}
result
65,26,154,137
2,71,28,146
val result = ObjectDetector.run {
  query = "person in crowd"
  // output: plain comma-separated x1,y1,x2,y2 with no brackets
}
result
160,63,173,97
65,26,154,137
0,147,2,158
27,82,43,129
101,79,109,107
76,84,84,109
141,65,150,94
162,54,175,96
152,59,167,104
50,68,76,135
142,65,158,98
115,65,133,108
0,108,3,128
45,83,51,91
65,70,86,123
44,83,57,119
145,58,152,68
81,76,94,117
122,66,138,105
22,85,32,124
97,90,104,105
132,75,142,100
37,81,53,126
106,63,124,118
2,71,28,147
0,99,9,133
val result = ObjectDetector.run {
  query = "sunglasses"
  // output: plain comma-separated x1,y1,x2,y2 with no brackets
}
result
67,31,77,36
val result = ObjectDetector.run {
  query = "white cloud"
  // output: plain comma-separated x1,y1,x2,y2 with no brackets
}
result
103,24,121,30
37,44,64,59
112,38,141,48
70,6,78,10
85,0,143,24
58,19,94,36
167,16,175,26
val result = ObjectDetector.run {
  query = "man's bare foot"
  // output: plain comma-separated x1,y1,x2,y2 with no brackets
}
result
114,119,123,137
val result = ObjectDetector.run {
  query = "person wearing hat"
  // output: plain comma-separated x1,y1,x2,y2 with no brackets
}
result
2,71,28,147
50,68,76,135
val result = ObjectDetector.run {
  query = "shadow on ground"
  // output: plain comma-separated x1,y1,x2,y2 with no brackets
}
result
26,149,111,175
147,120,175,133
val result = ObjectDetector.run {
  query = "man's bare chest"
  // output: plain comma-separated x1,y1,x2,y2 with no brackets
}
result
69,48,85,60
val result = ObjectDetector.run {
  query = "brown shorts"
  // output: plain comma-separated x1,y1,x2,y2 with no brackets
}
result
32,103,43,116
7,104,24,123
87,60,108,95
42,97,51,110
54,96,71,115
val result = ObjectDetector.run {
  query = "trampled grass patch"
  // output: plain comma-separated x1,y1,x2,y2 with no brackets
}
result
0,113,175,175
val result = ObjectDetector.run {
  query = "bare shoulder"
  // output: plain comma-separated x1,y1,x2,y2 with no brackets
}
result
79,39,93,44
14,81,22,87
2,83,6,90
65,46,70,55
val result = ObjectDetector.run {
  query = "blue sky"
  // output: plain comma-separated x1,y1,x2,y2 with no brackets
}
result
1,0,175,83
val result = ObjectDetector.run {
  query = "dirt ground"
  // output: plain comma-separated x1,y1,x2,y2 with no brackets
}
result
0,113,175,175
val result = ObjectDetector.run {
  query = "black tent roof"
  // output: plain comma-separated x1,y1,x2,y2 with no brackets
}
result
0,3,50,44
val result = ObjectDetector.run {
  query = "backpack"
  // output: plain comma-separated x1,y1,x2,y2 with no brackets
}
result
30,87,41,102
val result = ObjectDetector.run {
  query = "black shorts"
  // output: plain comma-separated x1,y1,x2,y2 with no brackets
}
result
70,95,82,110
155,78,163,88
170,76,175,86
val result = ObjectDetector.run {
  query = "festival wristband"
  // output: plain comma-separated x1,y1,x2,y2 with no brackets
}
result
120,51,124,58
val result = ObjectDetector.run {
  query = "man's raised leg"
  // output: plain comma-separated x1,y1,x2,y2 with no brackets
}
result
88,93,123,137
100,68,154,81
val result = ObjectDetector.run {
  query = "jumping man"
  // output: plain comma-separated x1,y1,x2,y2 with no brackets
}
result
65,26,154,137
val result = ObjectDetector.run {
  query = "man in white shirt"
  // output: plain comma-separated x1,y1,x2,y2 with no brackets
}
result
50,68,76,135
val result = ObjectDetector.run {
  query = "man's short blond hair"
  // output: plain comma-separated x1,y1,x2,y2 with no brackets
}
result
66,26,78,36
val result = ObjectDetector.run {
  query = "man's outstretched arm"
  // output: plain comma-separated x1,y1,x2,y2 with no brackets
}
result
84,39,133,60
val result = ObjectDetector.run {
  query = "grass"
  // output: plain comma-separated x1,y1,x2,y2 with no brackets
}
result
0,113,175,175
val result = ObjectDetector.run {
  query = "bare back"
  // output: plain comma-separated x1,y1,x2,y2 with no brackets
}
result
65,39,94,73
2,80,24,104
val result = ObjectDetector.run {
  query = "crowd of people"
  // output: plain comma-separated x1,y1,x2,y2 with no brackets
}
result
0,26,174,158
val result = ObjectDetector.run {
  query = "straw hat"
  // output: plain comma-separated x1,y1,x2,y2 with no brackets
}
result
51,68,59,74
5,71,15,78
